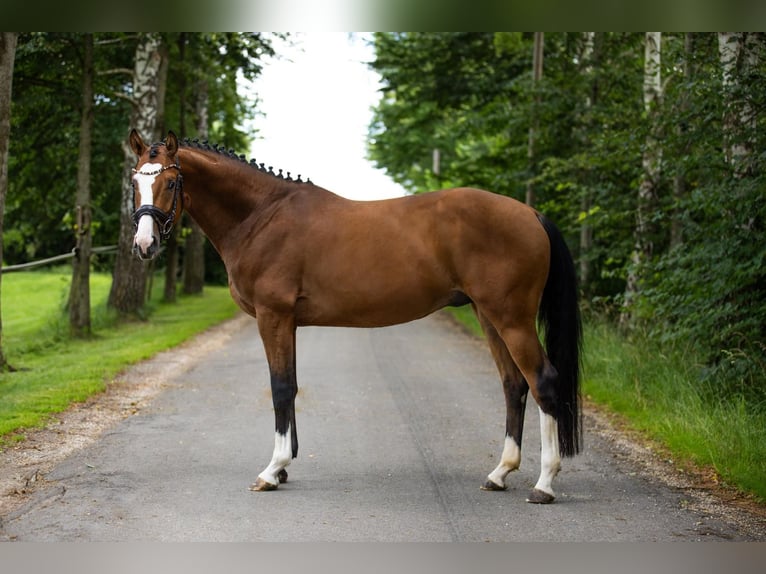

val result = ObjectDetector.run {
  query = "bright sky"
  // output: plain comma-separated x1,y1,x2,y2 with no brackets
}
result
247,32,405,201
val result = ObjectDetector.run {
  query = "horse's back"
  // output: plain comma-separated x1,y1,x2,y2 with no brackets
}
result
290,187,549,327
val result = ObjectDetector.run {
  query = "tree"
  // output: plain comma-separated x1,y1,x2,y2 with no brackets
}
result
578,32,595,290
0,32,17,371
622,32,662,324
669,33,694,250
161,34,186,303
525,32,544,207
68,33,94,337
108,33,167,315
369,32,533,196
3,34,133,269
181,73,208,295
718,32,759,178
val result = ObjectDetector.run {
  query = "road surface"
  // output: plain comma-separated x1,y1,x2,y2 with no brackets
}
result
0,313,762,541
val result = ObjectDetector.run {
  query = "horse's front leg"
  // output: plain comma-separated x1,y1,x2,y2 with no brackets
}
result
250,309,298,492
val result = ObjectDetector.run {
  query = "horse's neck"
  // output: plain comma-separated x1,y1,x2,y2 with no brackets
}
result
179,148,293,257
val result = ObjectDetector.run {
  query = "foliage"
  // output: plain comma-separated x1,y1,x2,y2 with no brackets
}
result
6,33,132,264
368,32,531,195
638,33,766,399
164,33,279,149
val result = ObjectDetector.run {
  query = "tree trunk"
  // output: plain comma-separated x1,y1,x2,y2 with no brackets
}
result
579,32,595,291
108,33,166,316
68,33,94,337
525,32,544,207
718,32,759,179
182,77,208,295
622,32,662,325
163,34,184,303
670,33,694,249
0,32,17,371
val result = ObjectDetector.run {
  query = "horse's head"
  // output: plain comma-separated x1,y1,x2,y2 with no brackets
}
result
129,129,186,260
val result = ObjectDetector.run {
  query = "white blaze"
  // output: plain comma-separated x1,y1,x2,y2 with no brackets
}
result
132,163,162,252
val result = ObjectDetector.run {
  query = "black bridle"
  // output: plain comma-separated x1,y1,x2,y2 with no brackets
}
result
131,160,184,241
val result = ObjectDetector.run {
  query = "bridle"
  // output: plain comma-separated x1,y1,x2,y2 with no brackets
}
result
131,159,184,241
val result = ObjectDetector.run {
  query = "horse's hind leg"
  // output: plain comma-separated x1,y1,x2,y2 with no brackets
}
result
250,309,298,492
501,323,562,503
479,302,562,503
475,308,529,492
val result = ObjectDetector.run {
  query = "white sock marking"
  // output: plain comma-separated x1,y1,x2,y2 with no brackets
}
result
258,426,292,486
487,435,521,488
534,407,561,496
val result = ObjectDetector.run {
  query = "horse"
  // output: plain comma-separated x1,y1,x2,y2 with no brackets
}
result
128,129,582,504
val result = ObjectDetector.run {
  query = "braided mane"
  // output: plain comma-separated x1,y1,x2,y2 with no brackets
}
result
178,137,313,185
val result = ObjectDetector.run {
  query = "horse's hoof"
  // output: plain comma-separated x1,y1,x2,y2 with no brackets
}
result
249,477,278,492
277,469,288,484
526,488,555,504
480,479,507,491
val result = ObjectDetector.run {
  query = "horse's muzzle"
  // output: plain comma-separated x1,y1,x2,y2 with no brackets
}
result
132,235,159,260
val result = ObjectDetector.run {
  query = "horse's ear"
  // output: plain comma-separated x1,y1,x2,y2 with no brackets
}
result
129,129,146,156
166,131,179,155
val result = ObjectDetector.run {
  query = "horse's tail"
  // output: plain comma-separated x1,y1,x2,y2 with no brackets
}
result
537,213,583,457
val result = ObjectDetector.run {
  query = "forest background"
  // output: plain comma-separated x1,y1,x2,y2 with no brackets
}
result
0,32,764,500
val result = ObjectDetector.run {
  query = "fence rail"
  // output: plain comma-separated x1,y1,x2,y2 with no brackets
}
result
1,245,118,274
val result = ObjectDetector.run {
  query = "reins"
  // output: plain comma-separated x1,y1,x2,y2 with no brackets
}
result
131,159,184,241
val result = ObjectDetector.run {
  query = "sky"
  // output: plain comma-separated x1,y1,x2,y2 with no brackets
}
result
246,33,405,201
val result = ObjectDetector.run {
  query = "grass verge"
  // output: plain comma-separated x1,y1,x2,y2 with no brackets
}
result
0,268,239,444
443,307,766,502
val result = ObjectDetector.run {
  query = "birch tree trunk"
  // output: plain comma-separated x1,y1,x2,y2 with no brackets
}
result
579,32,595,291
108,33,166,315
0,32,17,371
718,32,759,179
68,33,94,337
622,32,662,325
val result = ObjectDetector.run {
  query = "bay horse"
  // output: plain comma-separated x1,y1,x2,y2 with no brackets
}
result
128,130,582,504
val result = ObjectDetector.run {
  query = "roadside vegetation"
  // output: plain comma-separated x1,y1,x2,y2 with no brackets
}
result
0,268,238,445
444,307,766,503
584,320,766,502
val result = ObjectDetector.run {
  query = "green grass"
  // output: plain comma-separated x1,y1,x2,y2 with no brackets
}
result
584,320,766,502
0,268,239,443
443,307,766,502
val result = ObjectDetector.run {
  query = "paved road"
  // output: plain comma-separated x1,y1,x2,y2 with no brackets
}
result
0,314,759,541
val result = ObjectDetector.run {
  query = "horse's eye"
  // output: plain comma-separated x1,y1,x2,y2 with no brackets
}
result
168,180,176,190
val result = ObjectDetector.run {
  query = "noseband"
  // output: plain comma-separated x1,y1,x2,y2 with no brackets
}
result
131,160,184,241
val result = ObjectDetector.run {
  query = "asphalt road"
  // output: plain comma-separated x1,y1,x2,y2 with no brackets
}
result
0,313,760,541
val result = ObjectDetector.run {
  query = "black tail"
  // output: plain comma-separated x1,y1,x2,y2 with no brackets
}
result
536,214,583,457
